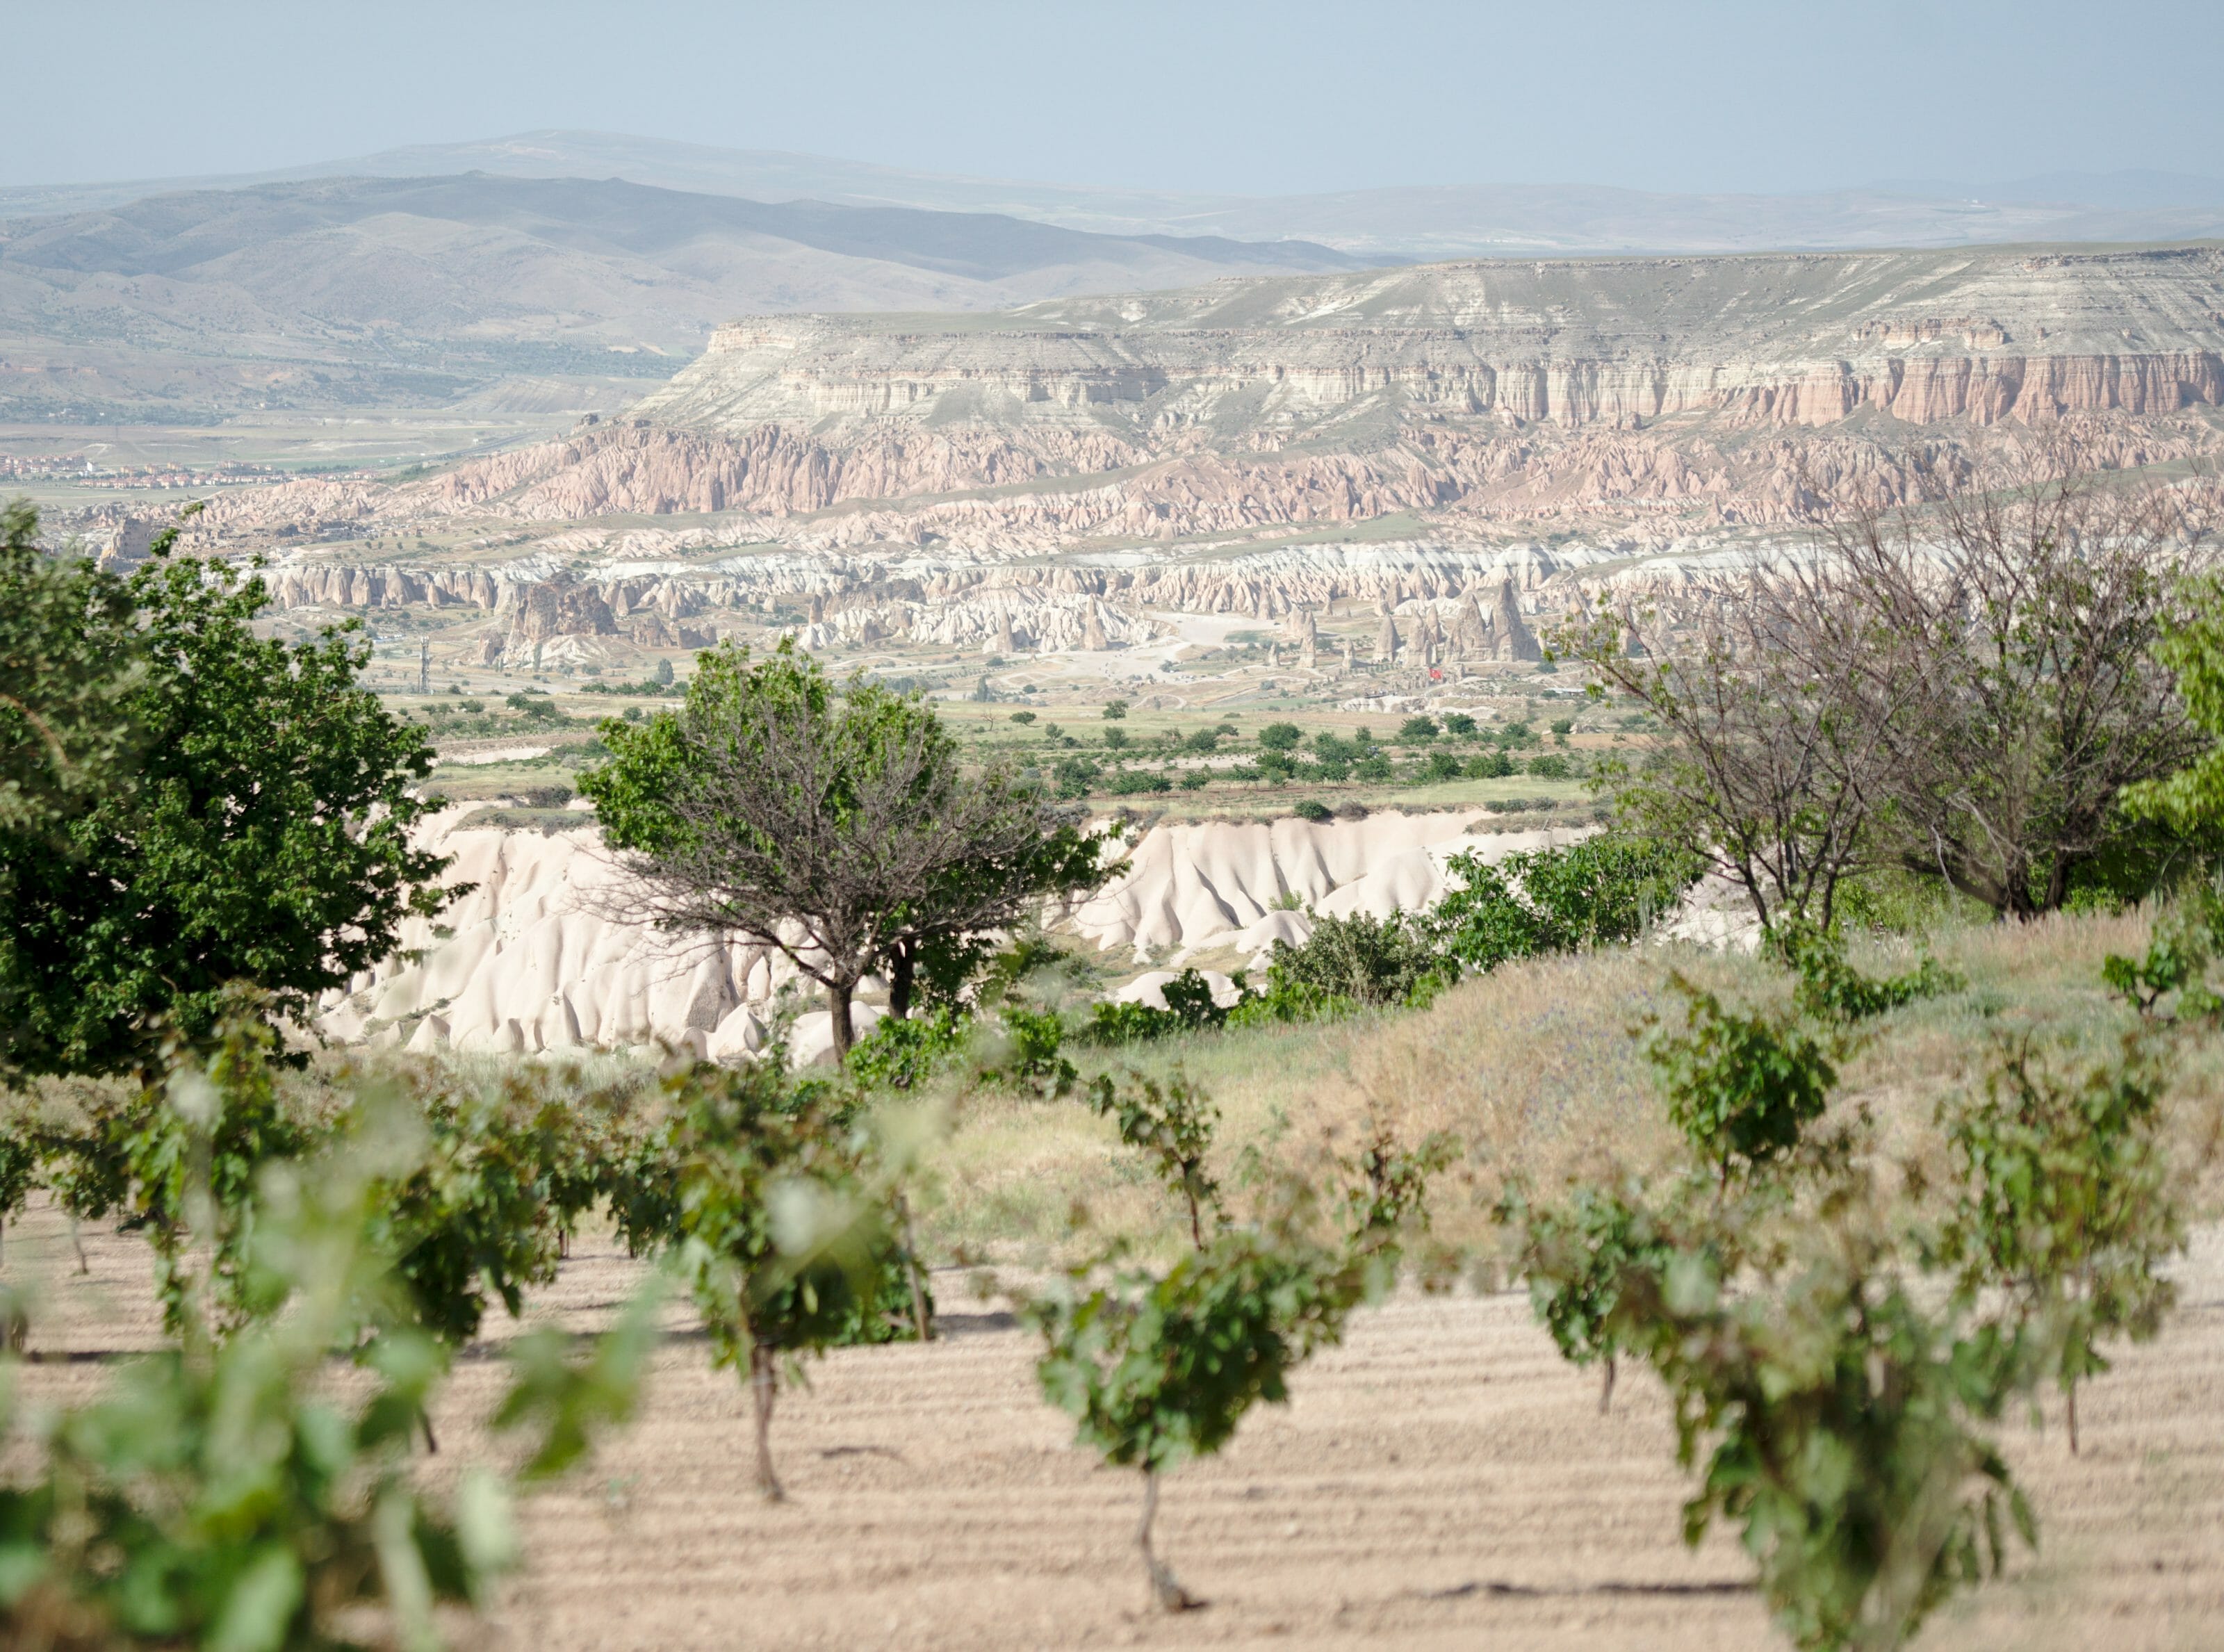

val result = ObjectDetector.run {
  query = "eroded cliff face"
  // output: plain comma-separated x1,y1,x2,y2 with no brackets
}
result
97,243,2224,592
338,246,2224,540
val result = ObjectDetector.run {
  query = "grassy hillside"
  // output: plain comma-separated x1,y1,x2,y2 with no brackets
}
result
917,906,2224,1266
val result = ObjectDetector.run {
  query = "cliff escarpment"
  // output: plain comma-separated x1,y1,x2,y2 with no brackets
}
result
384,245,2224,539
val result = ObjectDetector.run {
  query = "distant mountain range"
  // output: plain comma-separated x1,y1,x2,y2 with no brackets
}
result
6,131,2224,430
0,172,1365,425
7,129,2224,256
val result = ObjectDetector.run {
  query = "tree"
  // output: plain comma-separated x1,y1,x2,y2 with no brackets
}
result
0,498,141,845
1498,1179,1665,1412
1803,448,2210,916
1569,572,1908,933
582,641,1103,1059
1578,446,2214,925
1934,1031,2182,1453
669,1063,918,1500
1615,1227,2036,1652
1,514,452,1078
1085,1070,1221,1249
1029,1079,1438,1611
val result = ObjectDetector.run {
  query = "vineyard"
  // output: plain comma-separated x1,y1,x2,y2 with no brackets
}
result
6,454,2224,1651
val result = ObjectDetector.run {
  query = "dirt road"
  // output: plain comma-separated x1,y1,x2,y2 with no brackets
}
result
10,1204,2222,1651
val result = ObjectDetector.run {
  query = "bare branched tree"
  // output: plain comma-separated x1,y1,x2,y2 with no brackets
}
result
1573,439,2215,925
1569,571,1913,931
581,640,1105,1059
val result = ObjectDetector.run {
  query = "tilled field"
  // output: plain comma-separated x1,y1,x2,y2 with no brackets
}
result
9,1202,2223,1651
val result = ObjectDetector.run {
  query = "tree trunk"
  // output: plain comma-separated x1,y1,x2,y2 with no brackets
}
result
2066,1380,2080,1456
888,941,916,1021
750,1343,784,1500
1137,1469,1199,1612
1599,1354,1617,1415
895,1191,933,1342
828,981,856,1064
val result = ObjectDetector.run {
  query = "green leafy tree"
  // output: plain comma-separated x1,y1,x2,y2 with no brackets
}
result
1934,1032,2182,1453
1029,1096,1438,1611
1257,721,1302,753
1615,1229,2036,1652
1030,1232,1351,1610
0,498,142,846
1498,1179,1668,1412
121,1011,320,1336
1,518,451,1078
668,1063,919,1499
369,1085,567,1361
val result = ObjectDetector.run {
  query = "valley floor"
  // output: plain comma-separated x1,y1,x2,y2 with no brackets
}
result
10,1204,2222,1651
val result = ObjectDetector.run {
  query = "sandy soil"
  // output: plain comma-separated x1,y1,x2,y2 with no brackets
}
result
8,1201,2222,1652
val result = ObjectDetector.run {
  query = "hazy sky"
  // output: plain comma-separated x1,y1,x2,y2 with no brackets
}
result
12,0,2221,197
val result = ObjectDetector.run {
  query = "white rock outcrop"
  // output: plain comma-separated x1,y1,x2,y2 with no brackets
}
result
322,807,1589,1058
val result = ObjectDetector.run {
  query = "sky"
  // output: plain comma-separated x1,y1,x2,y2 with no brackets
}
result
10,0,2222,198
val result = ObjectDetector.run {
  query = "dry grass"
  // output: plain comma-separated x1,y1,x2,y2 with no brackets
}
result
919,905,2224,1264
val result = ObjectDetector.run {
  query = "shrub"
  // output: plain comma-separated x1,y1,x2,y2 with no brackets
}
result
993,1004,1078,1097
846,1006,970,1092
1103,700,1129,720
1257,912,1443,1010
1468,750,1516,778
1009,710,1036,724
1644,976,1836,1188
1292,799,1332,822
1441,712,1478,737
1770,923,1961,1023
1257,721,1302,752
1079,970,1228,1046
1398,715,1439,743
1428,833,1702,976
1527,753,1571,780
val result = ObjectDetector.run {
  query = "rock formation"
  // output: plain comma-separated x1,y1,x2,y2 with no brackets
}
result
1491,579,1542,662
143,244,2224,569
321,806,1587,1058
